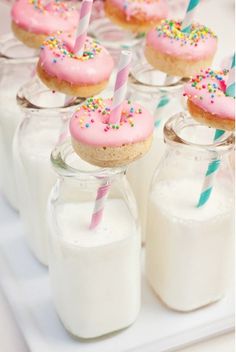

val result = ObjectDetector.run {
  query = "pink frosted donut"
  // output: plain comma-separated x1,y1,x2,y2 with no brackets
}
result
11,0,79,48
104,0,168,33
145,20,218,77
37,34,114,97
70,98,154,167
184,68,235,131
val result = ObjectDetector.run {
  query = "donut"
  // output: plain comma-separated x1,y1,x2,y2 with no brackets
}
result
37,34,114,97
104,0,168,34
183,68,235,131
145,20,217,77
69,97,154,167
11,0,79,48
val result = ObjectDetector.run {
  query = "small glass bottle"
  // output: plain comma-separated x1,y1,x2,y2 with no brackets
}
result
13,77,84,265
0,33,37,209
146,112,235,312
48,141,141,338
127,59,188,241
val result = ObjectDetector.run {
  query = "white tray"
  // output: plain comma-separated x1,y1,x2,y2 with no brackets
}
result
0,195,234,352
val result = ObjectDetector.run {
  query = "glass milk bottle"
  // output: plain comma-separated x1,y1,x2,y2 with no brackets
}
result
146,112,235,312
127,60,187,241
13,77,83,265
0,34,37,209
48,141,141,338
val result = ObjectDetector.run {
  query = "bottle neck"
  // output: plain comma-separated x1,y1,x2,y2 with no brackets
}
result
164,112,234,162
0,33,38,60
17,77,85,114
51,141,126,184
129,61,188,96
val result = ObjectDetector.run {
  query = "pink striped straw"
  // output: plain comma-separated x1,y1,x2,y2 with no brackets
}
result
90,182,110,230
89,51,132,229
74,0,93,56
109,50,132,124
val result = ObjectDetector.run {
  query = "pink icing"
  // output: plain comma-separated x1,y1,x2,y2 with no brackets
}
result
146,20,217,60
184,69,235,120
69,98,154,147
38,34,114,85
108,0,168,21
11,0,79,35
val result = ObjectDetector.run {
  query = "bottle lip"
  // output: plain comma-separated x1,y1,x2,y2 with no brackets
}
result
129,62,189,94
16,77,85,111
51,140,126,180
0,33,38,62
88,17,143,48
164,111,235,157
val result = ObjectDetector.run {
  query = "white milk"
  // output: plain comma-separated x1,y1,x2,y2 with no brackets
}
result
15,123,99,265
127,126,166,239
48,199,140,338
0,91,22,209
146,179,234,312
127,97,183,242
15,126,60,265
0,56,36,209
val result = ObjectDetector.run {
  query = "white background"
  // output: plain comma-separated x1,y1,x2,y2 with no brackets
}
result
0,0,235,351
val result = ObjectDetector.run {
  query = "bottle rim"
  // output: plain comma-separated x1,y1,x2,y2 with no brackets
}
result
164,111,235,158
0,33,38,62
88,17,143,48
129,62,189,94
16,77,85,111
51,140,126,180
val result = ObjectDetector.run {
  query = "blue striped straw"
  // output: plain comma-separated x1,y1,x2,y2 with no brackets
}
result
154,95,170,127
181,0,200,33
197,129,224,207
197,54,235,207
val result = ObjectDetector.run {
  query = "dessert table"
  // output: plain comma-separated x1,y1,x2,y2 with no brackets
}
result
0,0,235,351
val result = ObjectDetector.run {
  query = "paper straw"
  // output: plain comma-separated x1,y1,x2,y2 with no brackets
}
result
154,95,170,127
90,182,110,230
74,0,93,56
181,0,200,33
109,50,132,124
56,117,69,145
197,54,235,207
90,51,132,229
197,129,224,207
30,66,36,78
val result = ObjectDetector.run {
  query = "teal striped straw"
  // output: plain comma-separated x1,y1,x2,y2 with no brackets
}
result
154,95,170,127
197,129,224,207
181,0,200,33
197,54,235,207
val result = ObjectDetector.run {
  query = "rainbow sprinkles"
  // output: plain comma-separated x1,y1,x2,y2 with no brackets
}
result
28,0,76,17
40,36,102,63
73,98,143,131
156,20,217,47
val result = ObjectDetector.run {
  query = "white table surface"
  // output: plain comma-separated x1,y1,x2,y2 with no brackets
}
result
0,0,235,351
0,286,234,352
